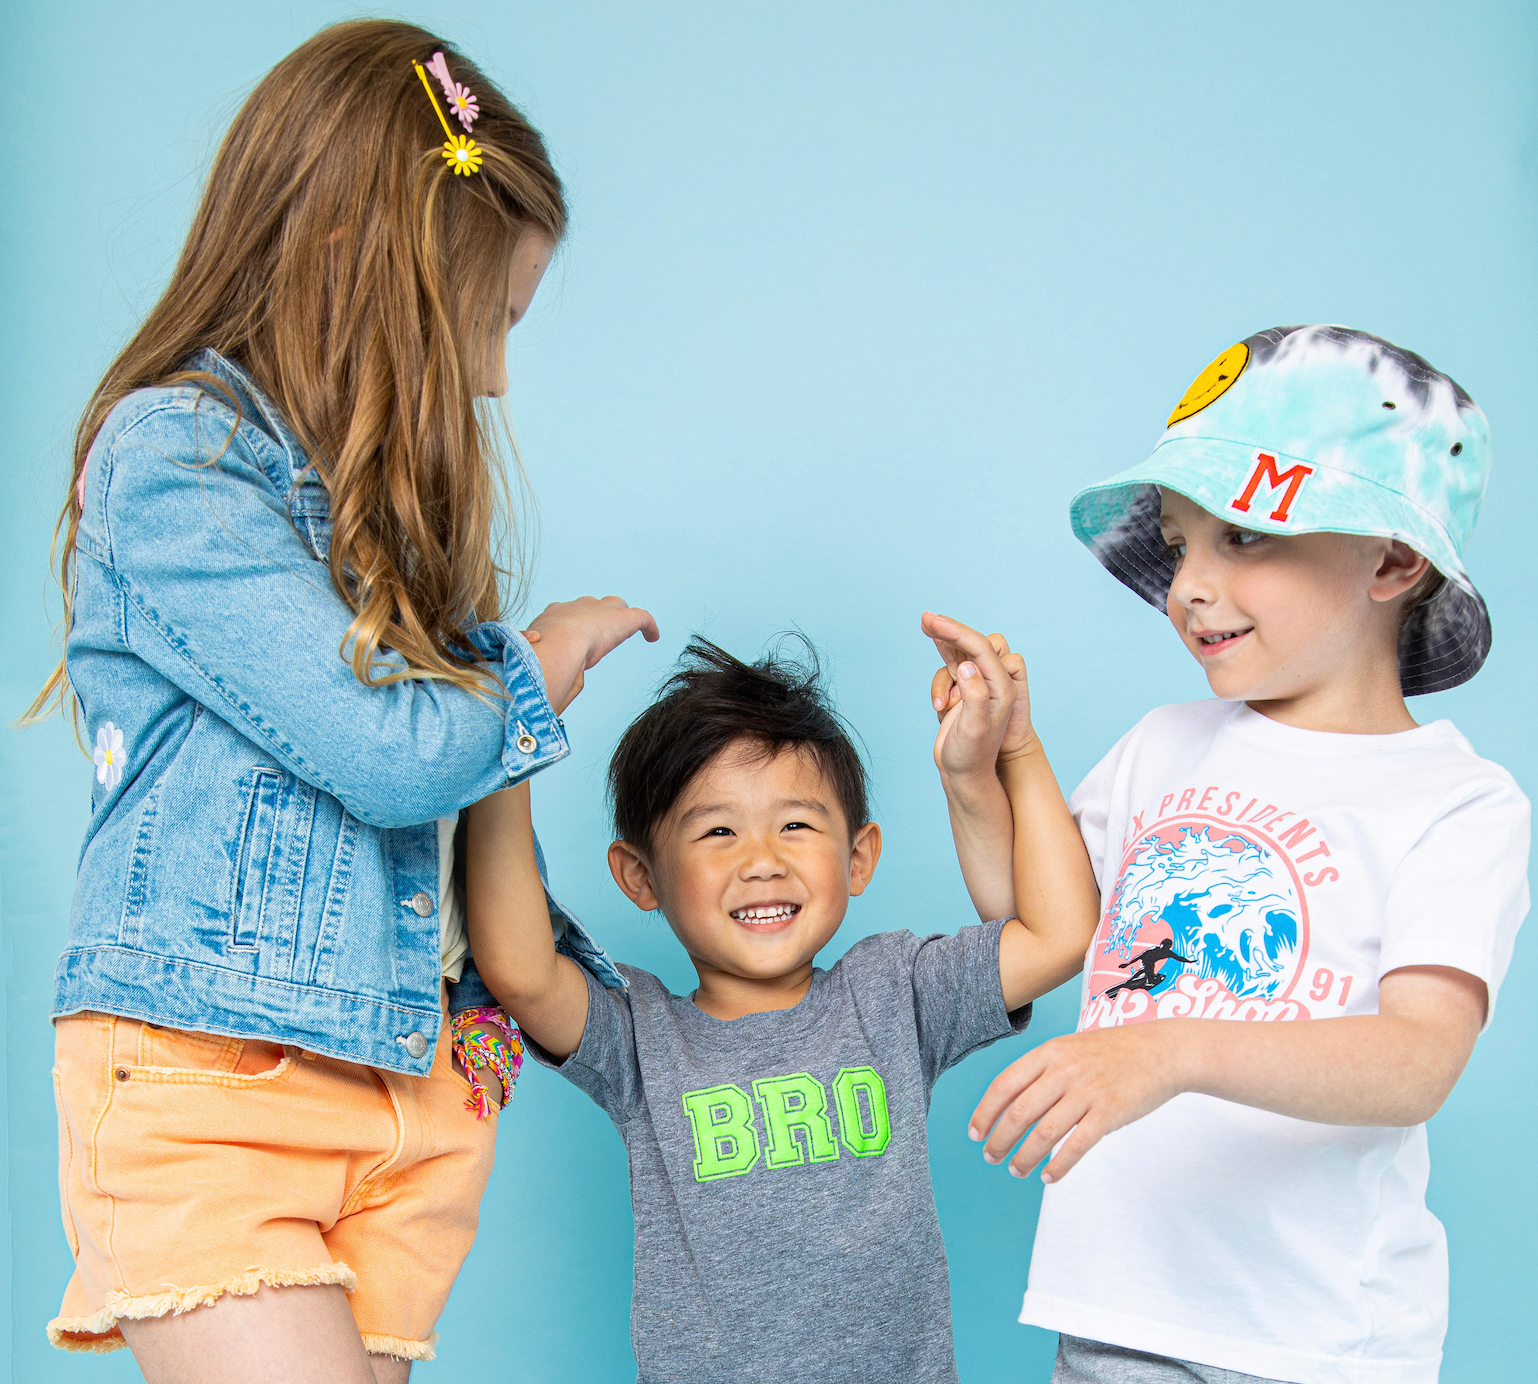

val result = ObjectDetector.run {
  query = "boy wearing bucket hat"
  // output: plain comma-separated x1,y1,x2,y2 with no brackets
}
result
939,326,1530,1383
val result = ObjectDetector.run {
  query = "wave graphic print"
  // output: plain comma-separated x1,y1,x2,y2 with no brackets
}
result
1082,818,1312,1029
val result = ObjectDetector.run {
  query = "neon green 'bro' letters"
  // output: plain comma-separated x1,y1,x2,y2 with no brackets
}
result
682,1066,892,1182
832,1066,892,1156
752,1073,841,1169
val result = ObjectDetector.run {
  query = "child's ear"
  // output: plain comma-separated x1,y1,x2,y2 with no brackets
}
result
1369,540,1432,604
608,839,661,911
847,822,883,898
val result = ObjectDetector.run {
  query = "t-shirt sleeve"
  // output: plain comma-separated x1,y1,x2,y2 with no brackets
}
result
1378,773,1531,1027
907,919,1032,1088
1069,724,1138,882
523,963,645,1122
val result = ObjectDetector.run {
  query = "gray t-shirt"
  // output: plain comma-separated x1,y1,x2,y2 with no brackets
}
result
529,919,1029,1383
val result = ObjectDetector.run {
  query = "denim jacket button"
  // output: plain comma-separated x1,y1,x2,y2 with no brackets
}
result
403,1032,429,1059
408,891,434,917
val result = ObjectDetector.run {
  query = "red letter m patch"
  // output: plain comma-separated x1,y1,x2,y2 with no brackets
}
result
1230,452,1314,523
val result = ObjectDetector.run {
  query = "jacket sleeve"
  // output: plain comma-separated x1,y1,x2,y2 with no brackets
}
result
87,394,565,829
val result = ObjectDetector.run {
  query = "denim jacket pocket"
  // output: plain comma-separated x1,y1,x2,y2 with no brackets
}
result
231,768,284,951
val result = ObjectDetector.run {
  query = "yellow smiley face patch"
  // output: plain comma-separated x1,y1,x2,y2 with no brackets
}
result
1167,341,1250,425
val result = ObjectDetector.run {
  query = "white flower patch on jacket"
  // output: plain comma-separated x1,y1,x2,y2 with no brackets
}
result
93,722,124,789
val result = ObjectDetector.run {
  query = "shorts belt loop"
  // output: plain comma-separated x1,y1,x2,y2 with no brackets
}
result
105,1011,149,1074
106,1012,130,1072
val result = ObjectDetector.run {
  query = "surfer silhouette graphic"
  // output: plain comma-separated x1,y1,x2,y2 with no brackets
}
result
1102,937,1194,1000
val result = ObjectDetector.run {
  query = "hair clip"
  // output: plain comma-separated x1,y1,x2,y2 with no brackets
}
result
412,56,482,176
424,51,480,132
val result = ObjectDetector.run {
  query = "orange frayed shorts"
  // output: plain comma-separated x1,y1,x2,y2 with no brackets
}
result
50,999,497,1360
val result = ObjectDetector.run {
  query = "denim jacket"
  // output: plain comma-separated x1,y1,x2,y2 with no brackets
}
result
55,351,621,1075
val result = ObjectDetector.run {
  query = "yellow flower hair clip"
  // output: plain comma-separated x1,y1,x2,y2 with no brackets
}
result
412,54,482,176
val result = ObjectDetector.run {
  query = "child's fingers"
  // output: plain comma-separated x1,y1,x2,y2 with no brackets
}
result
588,599,661,661
930,661,960,714
1006,1093,1092,1178
929,622,1016,720
1037,1114,1107,1183
924,613,1021,722
954,660,990,711
942,662,1005,770
925,613,1003,681
969,1047,1043,1140
981,1071,1068,1166
924,612,994,663
952,624,1014,697
970,1045,1053,1146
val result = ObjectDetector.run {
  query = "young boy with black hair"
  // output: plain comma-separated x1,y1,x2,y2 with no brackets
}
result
939,326,1530,1384
464,636,1096,1383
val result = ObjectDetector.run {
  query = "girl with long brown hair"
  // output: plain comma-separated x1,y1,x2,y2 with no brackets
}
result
36,20,654,1380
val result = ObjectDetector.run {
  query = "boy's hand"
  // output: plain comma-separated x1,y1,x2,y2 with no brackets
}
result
921,612,1033,777
968,1023,1192,1182
524,595,659,714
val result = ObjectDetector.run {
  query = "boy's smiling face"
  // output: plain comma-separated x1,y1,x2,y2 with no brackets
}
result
607,738,881,996
1157,488,1430,716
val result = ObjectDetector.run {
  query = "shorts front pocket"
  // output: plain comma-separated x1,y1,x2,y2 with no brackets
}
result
131,1024,291,1085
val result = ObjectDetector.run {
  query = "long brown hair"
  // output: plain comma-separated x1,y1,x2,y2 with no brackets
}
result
27,18,566,723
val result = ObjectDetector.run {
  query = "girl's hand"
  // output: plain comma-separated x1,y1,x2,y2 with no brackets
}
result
524,596,659,714
921,612,1035,775
968,1022,1195,1182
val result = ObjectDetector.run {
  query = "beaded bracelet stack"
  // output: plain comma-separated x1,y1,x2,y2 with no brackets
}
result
449,1006,525,1120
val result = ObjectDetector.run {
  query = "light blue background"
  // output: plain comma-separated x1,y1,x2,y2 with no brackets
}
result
3,3,1535,1380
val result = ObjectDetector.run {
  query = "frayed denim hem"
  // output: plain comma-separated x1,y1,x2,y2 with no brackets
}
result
47,1262,358,1352
362,1329,440,1362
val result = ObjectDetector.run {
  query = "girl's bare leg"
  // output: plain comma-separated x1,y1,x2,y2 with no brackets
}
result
119,1283,410,1384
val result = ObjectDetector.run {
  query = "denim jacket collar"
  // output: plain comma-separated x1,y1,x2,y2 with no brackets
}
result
185,350,315,488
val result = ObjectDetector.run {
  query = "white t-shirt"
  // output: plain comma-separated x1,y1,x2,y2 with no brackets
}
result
1020,700,1529,1384
438,813,469,982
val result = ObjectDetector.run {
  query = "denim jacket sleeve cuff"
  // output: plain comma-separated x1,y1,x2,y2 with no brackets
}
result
468,623,569,786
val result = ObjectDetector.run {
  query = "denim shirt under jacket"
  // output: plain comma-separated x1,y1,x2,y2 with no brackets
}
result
55,350,622,1075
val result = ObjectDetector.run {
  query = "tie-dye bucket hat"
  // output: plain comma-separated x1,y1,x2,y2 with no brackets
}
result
1070,324,1493,695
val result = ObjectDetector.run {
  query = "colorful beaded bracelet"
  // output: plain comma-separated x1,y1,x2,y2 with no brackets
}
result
449,1006,525,1120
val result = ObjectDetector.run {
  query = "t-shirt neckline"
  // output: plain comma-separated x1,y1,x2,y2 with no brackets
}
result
668,965,833,1047
1227,700,1459,756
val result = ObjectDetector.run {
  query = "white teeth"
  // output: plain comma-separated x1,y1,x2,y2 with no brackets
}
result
1200,631,1243,645
732,905,798,921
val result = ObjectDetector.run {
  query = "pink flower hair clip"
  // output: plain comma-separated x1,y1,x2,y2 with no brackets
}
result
424,51,480,132
412,56,483,176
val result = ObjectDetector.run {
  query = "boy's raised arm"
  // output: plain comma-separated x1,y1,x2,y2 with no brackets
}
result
922,613,1100,1012
465,783,591,1059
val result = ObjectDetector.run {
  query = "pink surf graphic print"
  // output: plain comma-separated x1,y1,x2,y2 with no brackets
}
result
1081,804,1322,1031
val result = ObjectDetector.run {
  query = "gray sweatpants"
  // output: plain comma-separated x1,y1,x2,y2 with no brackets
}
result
1052,1335,1289,1384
